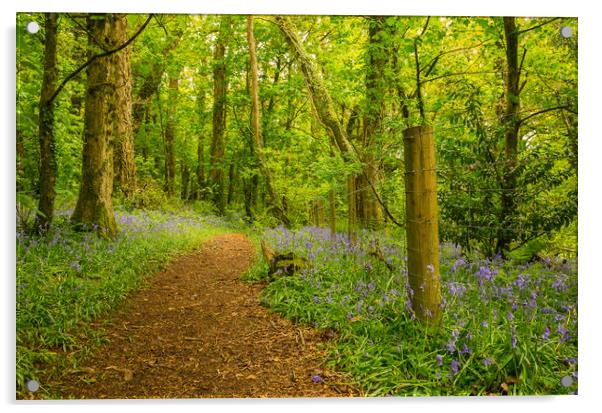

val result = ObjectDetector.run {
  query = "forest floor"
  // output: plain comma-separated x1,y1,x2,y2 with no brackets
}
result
51,233,355,399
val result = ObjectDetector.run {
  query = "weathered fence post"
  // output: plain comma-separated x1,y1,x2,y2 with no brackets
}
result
403,125,442,325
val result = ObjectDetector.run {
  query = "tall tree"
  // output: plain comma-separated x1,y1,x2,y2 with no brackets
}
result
209,16,232,215
35,13,58,230
164,75,178,196
358,16,387,229
247,15,290,226
195,86,207,200
71,13,121,238
497,17,521,253
113,14,136,199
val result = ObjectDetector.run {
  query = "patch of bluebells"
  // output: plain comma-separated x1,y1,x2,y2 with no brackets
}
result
261,226,577,394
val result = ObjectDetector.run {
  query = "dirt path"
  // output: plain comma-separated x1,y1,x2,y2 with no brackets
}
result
56,234,354,398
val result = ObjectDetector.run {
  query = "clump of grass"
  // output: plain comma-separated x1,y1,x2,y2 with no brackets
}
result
258,226,578,396
16,206,241,396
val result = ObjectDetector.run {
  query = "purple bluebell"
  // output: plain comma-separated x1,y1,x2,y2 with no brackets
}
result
450,360,460,375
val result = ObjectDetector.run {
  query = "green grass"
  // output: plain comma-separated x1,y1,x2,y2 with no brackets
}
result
16,206,242,397
252,226,578,396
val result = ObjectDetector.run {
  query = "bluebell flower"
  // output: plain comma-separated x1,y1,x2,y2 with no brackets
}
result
311,375,323,383
450,360,460,375
436,354,443,366
542,325,551,340
451,258,466,273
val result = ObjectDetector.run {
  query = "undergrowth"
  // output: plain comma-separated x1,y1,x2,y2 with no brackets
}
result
16,206,242,398
254,226,578,396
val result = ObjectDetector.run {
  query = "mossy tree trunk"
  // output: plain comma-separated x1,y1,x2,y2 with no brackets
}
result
497,17,521,254
71,13,120,238
35,13,58,230
113,14,136,200
164,75,178,196
247,15,290,226
359,16,387,230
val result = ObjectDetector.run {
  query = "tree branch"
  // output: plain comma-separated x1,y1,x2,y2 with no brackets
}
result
48,13,153,105
518,17,560,35
518,105,573,125
420,39,492,75
419,70,498,86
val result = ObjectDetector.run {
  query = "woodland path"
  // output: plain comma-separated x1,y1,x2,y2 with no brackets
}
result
57,234,354,398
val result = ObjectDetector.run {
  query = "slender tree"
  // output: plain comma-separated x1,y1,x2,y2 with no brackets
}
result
358,16,387,229
164,75,178,196
247,15,290,226
195,87,207,199
497,17,521,253
209,16,232,215
35,13,58,230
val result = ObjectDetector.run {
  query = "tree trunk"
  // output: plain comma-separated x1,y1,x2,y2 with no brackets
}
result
209,16,231,215
181,163,190,200
247,15,290,226
164,75,178,196
35,13,58,230
112,14,136,200
71,13,119,238
360,17,387,229
497,17,521,253
329,187,337,236
227,158,235,206
196,90,206,200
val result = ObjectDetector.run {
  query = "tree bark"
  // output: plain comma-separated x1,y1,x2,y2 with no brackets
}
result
359,17,387,229
112,14,136,199
497,17,521,253
209,16,231,215
227,158,236,206
181,162,190,199
247,15,290,226
195,89,206,200
71,13,120,238
164,75,178,196
35,13,58,230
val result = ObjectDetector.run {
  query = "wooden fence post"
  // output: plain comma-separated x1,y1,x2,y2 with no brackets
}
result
403,125,442,325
